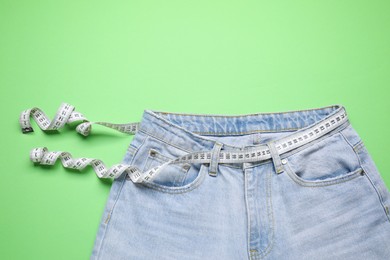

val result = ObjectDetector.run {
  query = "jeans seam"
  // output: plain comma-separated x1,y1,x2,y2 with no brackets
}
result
339,129,366,170
339,128,362,150
138,164,208,194
363,173,390,222
95,174,126,259
95,136,147,259
353,140,365,153
244,169,251,260
247,170,275,260
352,144,390,222
258,170,275,259
338,127,366,157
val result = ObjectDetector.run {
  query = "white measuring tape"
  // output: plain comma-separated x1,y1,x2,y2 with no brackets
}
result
20,102,349,183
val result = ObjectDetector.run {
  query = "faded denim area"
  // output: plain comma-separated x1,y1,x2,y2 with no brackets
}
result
91,105,390,260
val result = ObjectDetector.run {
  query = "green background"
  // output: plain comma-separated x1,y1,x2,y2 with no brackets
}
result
1,0,389,259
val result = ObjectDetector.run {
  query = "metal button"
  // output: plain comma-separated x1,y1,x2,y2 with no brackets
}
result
281,158,287,165
182,164,191,171
149,149,157,157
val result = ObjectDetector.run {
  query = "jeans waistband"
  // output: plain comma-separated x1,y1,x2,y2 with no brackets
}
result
138,104,349,156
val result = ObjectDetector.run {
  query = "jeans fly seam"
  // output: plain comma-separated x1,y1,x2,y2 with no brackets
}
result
247,170,275,260
257,170,275,259
244,169,251,260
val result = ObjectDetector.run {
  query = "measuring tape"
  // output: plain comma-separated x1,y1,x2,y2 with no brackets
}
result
20,102,349,183
19,102,140,136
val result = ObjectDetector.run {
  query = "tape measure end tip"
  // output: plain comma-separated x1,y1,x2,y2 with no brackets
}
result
22,127,34,134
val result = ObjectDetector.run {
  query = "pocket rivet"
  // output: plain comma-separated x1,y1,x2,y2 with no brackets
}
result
182,164,191,171
281,159,287,165
360,169,365,176
149,150,157,157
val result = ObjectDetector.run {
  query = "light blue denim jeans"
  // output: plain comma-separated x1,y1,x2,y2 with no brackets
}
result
90,104,390,259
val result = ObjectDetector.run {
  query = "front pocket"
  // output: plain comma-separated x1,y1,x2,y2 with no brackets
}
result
143,148,193,187
127,134,209,193
282,132,365,187
284,160,364,187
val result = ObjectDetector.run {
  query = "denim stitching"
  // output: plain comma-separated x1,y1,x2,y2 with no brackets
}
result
244,169,252,260
139,121,350,173
279,119,350,157
96,168,127,259
257,170,275,259
140,128,259,170
145,148,190,186
149,104,340,117
246,168,256,259
144,106,345,136
243,160,274,170
362,172,390,222
352,140,365,153
191,128,301,135
141,112,349,157
96,135,147,259
352,143,390,222
284,163,364,187
138,164,208,194
339,127,362,149
247,170,275,260
247,122,351,171
338,129,365,167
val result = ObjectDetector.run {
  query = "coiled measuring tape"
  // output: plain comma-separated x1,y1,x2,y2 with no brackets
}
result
20,102,349,183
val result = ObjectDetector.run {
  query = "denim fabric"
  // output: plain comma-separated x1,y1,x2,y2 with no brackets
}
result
90,105,390,260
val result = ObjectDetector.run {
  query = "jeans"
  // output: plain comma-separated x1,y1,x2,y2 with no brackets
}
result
90,104,390,259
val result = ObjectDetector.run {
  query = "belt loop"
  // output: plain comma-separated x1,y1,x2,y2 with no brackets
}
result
266,141,284,174
209,141,224,177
